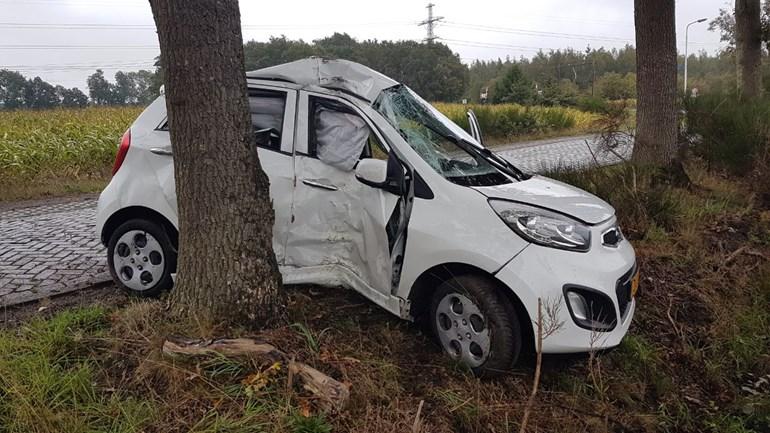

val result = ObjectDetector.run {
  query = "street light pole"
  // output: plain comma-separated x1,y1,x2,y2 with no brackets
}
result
684,18,708,94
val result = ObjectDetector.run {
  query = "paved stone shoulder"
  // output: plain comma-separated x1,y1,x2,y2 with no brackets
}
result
0,197,109,306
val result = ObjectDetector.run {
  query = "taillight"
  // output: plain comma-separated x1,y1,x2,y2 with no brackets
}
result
112,129,131,176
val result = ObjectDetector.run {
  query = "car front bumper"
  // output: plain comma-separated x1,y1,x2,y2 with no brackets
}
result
495,231,637,354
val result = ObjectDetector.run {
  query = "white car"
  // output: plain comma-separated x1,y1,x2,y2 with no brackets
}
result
96,58,638,375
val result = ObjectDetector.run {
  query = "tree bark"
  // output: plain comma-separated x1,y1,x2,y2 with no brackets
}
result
736,0,763,99
633,0,678,167
149,0,283,326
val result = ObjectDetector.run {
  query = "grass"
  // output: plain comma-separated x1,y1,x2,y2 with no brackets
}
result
2,160,768,433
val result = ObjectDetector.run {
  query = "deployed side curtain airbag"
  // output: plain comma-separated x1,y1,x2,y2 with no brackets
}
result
315,107,369,172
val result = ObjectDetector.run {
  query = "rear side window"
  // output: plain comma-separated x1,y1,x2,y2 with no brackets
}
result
157,89,287,150
249,89,286,150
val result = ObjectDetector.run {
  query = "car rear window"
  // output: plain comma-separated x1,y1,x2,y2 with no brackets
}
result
157,89,287,151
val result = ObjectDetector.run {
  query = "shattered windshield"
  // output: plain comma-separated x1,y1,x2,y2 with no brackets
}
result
373,85,511,187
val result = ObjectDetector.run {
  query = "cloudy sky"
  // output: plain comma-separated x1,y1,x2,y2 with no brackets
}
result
1,0,730,89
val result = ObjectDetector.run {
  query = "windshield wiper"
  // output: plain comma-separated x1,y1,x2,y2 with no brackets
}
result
420,120,522,180
468,141,528,179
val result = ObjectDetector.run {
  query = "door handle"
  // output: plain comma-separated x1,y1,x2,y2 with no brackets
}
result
150,148,173,156
302,179,338,191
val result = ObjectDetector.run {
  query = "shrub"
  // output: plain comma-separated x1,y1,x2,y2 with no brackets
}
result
685,93,770,174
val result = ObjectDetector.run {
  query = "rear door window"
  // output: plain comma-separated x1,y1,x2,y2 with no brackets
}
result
249,89,286,150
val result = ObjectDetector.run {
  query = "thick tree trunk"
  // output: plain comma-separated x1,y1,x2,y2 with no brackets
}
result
149,0,283,325
633,0,678,167
736,0,763,99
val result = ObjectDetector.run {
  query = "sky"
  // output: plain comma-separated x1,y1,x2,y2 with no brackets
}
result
0,0,730,90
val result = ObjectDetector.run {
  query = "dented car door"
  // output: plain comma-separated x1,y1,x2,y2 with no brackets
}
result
284,90,408,298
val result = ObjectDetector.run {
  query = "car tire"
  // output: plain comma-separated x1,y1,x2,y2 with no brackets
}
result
429,274,521,377
107,219,176,297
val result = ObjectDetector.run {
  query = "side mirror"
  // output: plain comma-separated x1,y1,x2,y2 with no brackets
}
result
355,153,405,195
355,158,388,184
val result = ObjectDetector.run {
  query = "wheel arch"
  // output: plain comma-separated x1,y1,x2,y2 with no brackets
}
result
407,262,535,353
101,206,178,251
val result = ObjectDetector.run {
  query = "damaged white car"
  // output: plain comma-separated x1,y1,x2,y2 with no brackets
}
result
96,57,639,375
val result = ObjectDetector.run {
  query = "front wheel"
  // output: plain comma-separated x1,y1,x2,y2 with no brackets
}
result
107,219,176,297
429,275,522,377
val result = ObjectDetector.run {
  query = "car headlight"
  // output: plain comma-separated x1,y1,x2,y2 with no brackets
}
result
489,200,591,252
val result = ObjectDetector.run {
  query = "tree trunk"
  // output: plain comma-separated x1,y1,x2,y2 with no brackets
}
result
633,0,678,167
736,0,763,99
149,0,283,326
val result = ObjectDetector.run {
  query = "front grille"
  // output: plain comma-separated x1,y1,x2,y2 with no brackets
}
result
615,264,636,318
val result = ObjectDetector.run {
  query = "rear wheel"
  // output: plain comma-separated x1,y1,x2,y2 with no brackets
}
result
107,219,176,297
429,275,521,377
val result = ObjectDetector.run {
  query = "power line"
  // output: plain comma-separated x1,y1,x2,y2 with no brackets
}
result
444,21,635,44
439,38,558,52
0,44,158,50
0,21,415,31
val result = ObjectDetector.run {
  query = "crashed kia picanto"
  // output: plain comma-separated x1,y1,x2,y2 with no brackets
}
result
96,57,639,376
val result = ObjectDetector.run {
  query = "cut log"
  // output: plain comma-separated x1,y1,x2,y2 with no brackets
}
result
162,336,350,411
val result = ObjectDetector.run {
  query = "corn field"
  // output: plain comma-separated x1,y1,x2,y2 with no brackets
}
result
0,106,142,182
0,103,596,184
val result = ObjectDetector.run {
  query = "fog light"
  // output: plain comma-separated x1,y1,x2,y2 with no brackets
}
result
563,286,618,332
566,291,589,321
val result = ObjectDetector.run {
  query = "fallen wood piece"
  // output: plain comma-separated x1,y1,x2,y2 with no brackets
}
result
288,360,350,412
163,336,284,361
162,336,350,411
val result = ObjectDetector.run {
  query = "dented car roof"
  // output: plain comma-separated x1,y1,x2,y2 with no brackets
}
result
246,57,398,102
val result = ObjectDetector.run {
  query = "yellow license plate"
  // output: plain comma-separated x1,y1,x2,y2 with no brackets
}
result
630,271,640,298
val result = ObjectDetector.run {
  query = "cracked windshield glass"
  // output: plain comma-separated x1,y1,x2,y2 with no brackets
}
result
374,85,511,187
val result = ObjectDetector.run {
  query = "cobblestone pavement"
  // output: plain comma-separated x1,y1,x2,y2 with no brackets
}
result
496,134,633,173
0,134,632,307
0,197,109,306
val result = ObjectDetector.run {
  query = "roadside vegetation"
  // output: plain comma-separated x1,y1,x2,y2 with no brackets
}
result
0,103,597,202
0,106,142,201
436,102,598,144
1,95,768,432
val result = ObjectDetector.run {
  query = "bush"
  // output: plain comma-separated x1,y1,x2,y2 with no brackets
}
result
685,93,770,174
575,95,610,113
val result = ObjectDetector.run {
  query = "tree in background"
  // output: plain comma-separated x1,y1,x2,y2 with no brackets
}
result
55,86,88,108
242,33,468,102
0,70,27,109
492,64,534,104
633,0,678,167
736,0,763,98
87,70,113,105
113,71,138,105
710,1,770,53
24,77,59,109
149,0,283,325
